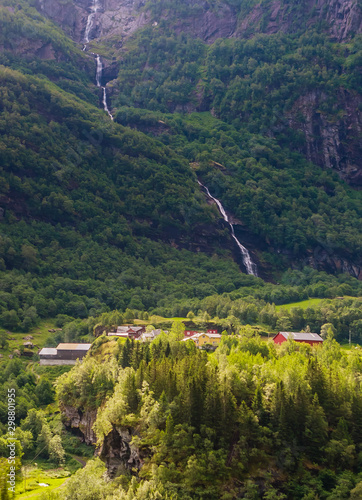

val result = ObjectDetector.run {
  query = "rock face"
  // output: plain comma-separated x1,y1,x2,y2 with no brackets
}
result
35,0,361,44
34,0,149,43
305,246,362,280
286,89,362,186
62,405,98,445
98,426,142,476
236,0,362,42
170,0,237,43
61,405,142,474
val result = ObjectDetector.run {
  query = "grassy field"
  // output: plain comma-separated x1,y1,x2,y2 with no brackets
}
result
0,319,59,364
16,476,68,499
15,465,70,499
275,298,323,311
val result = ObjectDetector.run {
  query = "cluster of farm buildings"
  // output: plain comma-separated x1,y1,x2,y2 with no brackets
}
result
39,327,323,365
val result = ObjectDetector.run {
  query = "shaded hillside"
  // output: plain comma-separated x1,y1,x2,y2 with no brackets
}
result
24,0,362,185
0,0,361,336
0,63,260,330
111,28,362,186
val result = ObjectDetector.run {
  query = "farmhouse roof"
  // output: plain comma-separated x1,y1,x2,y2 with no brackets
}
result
278,332,323,342
56,343,92,350
39,348,57,356
182,332,222,341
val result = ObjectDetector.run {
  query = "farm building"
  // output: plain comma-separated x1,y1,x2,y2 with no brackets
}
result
39,343,91,365
182,332,222,349
140,329,163,342
107,325,145,339
184,329,218,337
273,332,323,346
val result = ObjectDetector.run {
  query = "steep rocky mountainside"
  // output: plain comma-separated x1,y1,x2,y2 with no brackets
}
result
236,0,362,42
5,0,362,188
33,0,362,44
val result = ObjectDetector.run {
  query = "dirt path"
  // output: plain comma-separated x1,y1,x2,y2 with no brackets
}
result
72,456,87,467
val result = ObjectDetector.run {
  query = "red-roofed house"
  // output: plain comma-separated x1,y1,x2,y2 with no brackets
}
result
273,332,323,346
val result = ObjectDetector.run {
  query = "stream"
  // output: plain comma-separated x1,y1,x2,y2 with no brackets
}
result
84,1,114,120
198,181,258,276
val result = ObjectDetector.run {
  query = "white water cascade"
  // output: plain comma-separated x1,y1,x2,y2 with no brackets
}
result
95,55,114,120
84,0,102,44
198,181,258,276
83,1,114,120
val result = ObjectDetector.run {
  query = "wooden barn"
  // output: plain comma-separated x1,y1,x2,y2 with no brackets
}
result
273,332,323,346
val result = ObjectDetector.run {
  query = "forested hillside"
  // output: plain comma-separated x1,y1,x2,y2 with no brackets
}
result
0,0,361,497
52,332,362,498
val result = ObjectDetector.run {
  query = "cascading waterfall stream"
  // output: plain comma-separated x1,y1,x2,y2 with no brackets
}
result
95,55,114,120
83,3,114,120
198,181,258,276
84,0,102,44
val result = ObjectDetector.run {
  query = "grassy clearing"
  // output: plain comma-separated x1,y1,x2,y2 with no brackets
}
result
16,476,68,499
275,298,323,311
340,343,361,350
0,319,59,364
15,465,70,499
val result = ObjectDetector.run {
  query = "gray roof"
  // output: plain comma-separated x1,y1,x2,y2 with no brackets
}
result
56,343,92,350
279,332,323,342
39,348,57,356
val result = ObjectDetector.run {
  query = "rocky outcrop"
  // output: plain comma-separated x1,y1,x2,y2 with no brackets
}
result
286,89,362,186
62,405,97,445
34,0,149,44
171,1,237,43
305,246,362,279
98,426,142,476
235,0,362,42
323,0,362,41
34,0,362,45
61,405,143,474
34,0,88,42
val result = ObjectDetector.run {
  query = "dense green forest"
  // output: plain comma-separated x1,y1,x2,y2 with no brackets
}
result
0,9,361,330
9,331,361,499
0,0,361,497
1,326,362,499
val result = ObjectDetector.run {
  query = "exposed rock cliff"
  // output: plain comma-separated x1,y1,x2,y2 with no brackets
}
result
286,89,362,186
170,1,237,43
236,0,362,42
34,0,149,43
98,427,142,476
62,405,142,475
62,405,97,445
34,0,362,45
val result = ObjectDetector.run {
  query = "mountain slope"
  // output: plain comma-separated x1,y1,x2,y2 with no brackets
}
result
0,0,361,332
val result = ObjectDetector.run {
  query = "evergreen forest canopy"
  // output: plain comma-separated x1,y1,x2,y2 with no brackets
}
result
0,0,362,498
2,329,362,499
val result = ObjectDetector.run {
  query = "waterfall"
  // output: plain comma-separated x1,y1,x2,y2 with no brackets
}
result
84,0,101,43
96,55,102,87
83,1,113,120
96,55,114,120
102,87,114,121
198,181,258,276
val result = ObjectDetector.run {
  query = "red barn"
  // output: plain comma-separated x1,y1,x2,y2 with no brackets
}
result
273,332,323,346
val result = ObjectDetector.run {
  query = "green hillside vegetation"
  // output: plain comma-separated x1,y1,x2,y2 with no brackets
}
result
0,2,97,104
48,332,362,499
114,28,362,265
0,0,360,336
0,0,361,499
0,63,266,330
